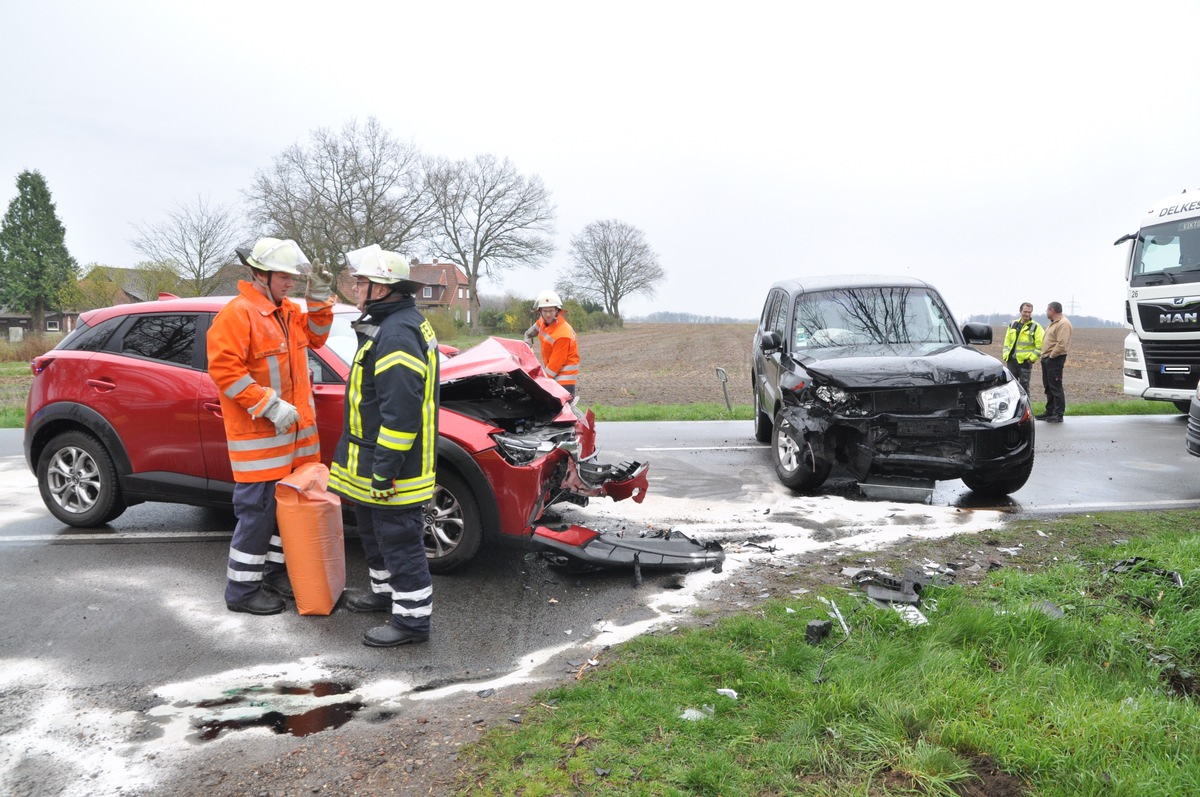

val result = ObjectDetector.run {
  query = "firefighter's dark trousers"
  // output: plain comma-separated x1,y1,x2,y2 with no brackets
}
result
353,501,433,635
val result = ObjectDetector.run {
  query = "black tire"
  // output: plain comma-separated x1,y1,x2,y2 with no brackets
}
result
36,431,126,527
1174,400,1191,414
423,470,482,573
753,379,772,443
770,413,831,492
961,450,1035,497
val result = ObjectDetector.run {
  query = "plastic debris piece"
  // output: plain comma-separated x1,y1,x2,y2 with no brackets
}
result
679,708,710,721
1031,600,1065,619
716,688,738,700
476,688,495,698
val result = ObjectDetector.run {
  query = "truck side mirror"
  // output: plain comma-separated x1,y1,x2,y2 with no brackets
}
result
759,330,782,352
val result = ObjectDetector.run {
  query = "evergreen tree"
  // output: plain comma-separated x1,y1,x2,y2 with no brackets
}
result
0,171,79,333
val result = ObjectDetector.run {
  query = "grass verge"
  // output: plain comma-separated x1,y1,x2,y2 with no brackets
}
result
454,511,1200,796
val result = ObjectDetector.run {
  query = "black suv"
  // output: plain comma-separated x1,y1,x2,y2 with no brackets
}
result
751,275,1034,496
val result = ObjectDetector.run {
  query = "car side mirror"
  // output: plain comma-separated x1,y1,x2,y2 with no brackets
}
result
962,322,992,345
760,330,782,352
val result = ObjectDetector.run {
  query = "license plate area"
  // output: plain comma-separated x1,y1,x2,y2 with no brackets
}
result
895,418,958,437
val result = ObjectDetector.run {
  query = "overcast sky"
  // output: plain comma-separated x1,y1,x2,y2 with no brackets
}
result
4,1,1199,323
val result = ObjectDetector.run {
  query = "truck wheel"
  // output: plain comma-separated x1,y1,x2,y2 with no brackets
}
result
423,470,482,573
753,380,772,443
961,451,1035,498
37,431,127,527
771,413,831,492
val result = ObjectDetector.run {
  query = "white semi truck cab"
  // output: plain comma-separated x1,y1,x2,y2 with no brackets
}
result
1118,190,1200,411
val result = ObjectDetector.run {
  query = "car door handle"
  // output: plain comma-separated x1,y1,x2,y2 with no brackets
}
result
86,378,116,392
203,401,223,416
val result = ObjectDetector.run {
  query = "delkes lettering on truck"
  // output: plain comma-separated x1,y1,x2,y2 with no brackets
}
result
1159,200,1200,217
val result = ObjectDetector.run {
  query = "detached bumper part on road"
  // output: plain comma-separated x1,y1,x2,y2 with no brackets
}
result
531,524,725,572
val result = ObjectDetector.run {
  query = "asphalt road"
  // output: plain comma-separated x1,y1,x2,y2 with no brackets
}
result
2,415,1199,796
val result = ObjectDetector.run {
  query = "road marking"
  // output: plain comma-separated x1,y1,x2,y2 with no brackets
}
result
634,445,764,451
1,531,233,544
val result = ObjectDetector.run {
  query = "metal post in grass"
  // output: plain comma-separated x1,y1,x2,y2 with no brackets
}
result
715,367,731,412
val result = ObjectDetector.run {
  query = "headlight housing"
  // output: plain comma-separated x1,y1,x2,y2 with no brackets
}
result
815,385,849,405
977,379,1022,422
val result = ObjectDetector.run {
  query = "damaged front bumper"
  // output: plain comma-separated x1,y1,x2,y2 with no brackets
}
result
778,403,1032,482
531,524,725,572
532,457,725,573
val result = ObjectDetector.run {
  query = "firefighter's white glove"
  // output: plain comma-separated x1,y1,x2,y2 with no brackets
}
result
306,260,334,303
261,391,300,434
523,324,538,345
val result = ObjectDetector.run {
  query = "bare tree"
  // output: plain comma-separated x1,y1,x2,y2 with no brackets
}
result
244,117,434,292
130,196,243,296
562,219,664,318
427,154,555,323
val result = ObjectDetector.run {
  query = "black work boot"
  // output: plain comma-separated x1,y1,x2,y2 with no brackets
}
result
227,590,286,615
363,624,429,647
262,572,294,599
346,590,392,613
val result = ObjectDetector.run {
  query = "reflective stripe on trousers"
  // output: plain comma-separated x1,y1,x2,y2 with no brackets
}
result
225,480,286,603
353,501,432,634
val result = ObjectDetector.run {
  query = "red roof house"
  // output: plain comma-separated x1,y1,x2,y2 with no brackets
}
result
410,259,479,324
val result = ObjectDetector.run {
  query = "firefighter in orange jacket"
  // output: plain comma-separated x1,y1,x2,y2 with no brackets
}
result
526,290,579,397
207,237,334,615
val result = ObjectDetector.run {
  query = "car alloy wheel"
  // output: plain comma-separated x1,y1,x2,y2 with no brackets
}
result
770,413,832,492
422,470,482,573
36,431,126,526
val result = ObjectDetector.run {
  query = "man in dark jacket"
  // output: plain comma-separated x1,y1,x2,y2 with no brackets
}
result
329,245,439,647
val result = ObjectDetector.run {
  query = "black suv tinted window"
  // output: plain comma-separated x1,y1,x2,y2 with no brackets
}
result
768,290,788,337
120,314,197,366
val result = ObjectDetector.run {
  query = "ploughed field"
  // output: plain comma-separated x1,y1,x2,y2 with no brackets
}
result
578,323,1131,408
0,324,1132,420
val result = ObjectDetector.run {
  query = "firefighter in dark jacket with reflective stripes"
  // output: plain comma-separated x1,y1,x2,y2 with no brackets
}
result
329,245,439,647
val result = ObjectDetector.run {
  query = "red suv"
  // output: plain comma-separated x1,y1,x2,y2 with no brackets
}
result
23,296,688,573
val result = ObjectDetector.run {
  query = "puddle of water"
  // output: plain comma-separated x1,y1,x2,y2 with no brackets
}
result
186,681,362,741
196,700,365,741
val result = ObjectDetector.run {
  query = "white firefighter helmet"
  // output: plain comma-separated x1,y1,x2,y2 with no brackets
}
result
343,244,424,292
236,237,312,276
534,290,563,310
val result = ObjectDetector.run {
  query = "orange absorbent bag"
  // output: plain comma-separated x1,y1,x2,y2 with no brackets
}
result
275,462,345,616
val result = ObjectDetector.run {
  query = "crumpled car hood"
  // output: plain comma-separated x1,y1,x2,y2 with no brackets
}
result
440,336,571,418
802,343,1006,389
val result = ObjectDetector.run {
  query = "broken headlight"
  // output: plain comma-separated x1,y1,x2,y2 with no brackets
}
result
492,432,580,465
815,384,849,405
976,379,1021,422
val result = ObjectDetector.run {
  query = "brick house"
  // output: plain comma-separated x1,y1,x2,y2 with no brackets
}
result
410,259,479,324
0,308,77,339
